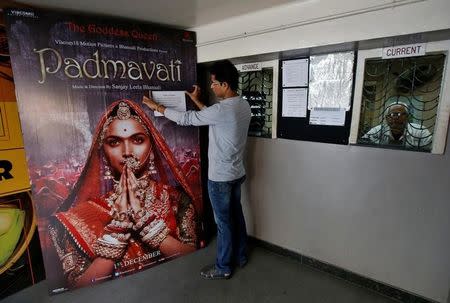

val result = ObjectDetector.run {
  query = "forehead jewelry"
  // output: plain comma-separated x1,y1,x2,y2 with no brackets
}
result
117,102,131,120
98,102,150,148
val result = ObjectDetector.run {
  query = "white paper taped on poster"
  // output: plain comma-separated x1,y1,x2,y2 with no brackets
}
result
151,91,186,116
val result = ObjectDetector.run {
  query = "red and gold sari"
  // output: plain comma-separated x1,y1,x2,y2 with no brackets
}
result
49,99,201,286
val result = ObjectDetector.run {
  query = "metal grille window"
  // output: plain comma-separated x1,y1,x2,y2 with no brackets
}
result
238,68,274,138
357,54,445,152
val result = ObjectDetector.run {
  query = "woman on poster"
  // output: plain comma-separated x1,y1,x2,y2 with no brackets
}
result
48,99,200,288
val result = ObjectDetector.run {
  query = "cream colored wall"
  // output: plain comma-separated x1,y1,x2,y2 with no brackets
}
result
193,0,450,62
192,1,450,302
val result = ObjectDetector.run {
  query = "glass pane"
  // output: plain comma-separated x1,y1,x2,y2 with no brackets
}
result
238,68,273,138
357,54,445,152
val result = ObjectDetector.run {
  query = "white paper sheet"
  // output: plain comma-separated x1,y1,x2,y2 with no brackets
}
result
309,107,346,126
151,91,186,116
308,51,354,110
282,88,308,118
282,59,309,87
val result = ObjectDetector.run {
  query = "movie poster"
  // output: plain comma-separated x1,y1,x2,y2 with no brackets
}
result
5,8,203,294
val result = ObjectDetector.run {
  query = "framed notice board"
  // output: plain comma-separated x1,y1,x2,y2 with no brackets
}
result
277,52,356,145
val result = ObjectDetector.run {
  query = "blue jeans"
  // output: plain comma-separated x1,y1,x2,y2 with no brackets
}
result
207,175,247,274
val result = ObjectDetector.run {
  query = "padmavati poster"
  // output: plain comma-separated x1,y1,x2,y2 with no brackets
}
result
5,8,204,294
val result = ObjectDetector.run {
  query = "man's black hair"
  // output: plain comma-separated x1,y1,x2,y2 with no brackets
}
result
209,60,239,91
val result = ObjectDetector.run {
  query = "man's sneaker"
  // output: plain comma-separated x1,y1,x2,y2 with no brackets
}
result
200,264,231,280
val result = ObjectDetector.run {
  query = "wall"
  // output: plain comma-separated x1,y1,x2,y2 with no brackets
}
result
194,0,450,61
242,135,450,303
192,0,450,302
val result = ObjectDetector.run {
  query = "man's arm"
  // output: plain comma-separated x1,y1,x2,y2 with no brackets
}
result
142,96,221,126
411,123,433,147
361,125,382,143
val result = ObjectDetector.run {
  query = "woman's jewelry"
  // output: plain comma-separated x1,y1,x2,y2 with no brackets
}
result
117,101,131,120
104,224,128,234
115,211,128,222
139,219,164,238
152,227,170,246
109,219,133,229
130,208,146,220
103,165,113,180
135,188,146,200
144,186,156,208
140,219,169,249
93,234,128,260
132,210,154,231
122,156,141,173
148,152,157,175
145,226,170,249
109,232,131,242
103,156,114,180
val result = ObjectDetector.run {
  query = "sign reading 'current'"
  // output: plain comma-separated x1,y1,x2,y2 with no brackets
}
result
382,43,427,59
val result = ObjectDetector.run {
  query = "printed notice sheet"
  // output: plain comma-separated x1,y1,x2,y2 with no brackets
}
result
282,59,309,87
282,88,308,118
151,91,186,116
309,108,346,126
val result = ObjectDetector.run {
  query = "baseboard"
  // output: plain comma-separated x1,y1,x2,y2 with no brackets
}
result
249,236,438,303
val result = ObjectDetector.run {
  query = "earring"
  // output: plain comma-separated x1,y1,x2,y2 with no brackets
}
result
103,157,114,180
148,152,157,175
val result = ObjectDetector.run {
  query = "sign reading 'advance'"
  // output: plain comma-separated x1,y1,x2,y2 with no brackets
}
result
236,62,262,72
382,43,426,59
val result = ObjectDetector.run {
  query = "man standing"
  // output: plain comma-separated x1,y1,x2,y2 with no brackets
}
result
143,60,251,279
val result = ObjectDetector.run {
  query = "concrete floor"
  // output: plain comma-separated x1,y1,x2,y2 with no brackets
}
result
2,240,398,303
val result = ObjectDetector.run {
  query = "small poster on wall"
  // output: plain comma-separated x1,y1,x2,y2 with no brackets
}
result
309,108,346,126
282,88,308,117
282,58,309,87
5,8,204,294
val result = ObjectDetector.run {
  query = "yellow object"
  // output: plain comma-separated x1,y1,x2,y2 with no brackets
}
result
0,102,25,150
0,192,36,275
0,208,25,266
0,149,30,196
0,101,30,197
